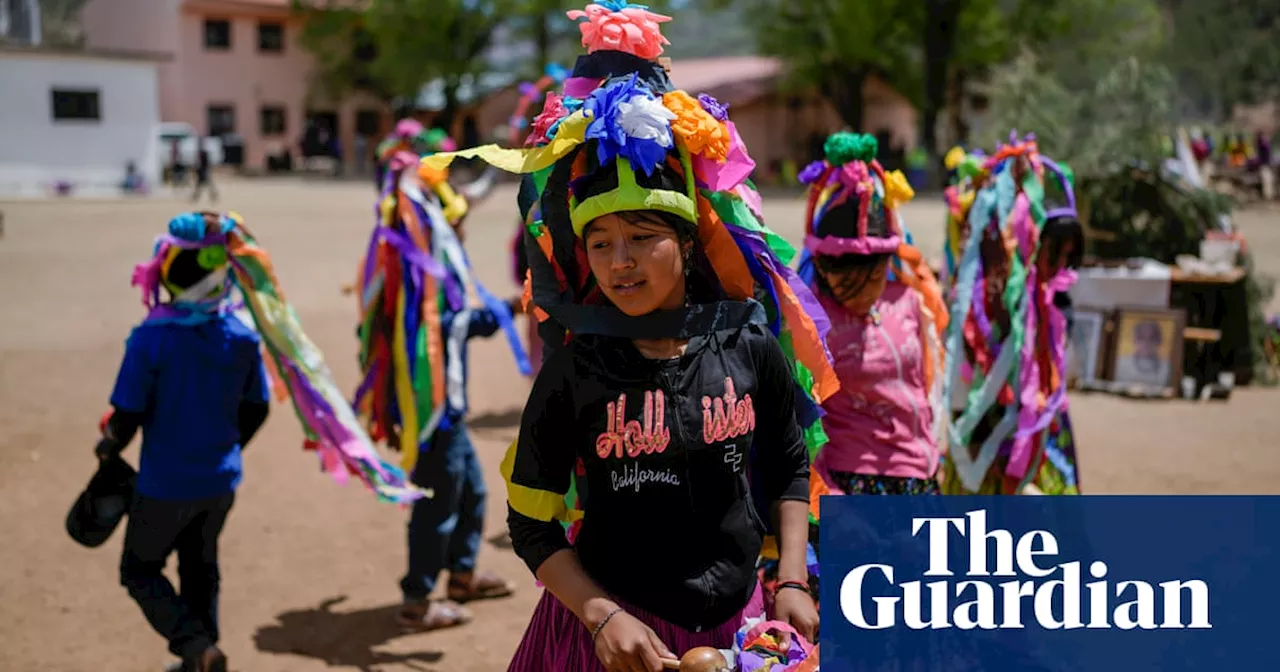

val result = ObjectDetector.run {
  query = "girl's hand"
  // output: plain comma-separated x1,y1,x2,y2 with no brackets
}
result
593,610,675,672
773,585,820,645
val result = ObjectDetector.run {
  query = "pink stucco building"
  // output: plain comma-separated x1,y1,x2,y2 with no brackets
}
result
80,0,388,171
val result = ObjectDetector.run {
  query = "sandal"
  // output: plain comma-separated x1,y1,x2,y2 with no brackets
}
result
397,599,473,632
198,647,228,672
164,646,227,672
446,570,515,603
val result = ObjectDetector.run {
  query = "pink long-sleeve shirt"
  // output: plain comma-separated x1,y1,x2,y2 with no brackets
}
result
814,283,939,481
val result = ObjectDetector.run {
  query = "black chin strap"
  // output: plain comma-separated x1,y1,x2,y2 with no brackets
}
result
543,300,767,340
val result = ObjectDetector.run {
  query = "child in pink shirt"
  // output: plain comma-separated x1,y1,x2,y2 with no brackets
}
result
799,133,950,495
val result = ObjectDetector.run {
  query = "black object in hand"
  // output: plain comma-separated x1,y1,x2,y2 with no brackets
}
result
66,455,136,548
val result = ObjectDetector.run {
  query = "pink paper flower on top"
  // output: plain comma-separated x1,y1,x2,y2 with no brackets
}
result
526,92,568,146
839,160,874,198
394,118,424,140
566,1,671,61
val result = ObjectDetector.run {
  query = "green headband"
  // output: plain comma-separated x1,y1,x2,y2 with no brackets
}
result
568,146,698,237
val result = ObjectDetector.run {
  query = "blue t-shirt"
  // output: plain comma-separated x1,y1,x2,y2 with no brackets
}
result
110,315,269,500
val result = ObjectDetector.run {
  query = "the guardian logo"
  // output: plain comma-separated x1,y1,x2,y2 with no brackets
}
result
841,510,1212,631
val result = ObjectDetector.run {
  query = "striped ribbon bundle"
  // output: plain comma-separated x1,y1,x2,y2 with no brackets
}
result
353,156,530,476
939,135,1081,495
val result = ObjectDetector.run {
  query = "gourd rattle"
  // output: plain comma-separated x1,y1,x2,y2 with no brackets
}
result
659,646,732,671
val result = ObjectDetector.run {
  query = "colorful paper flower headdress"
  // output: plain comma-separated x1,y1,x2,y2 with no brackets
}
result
130,211,426,504
419,2,799,346
376,120,469,223
800,132,915,258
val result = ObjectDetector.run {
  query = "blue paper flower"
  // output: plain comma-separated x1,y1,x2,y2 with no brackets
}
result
584,74,673,175
545,63,569,82
597,0,647,10
168,212,208,241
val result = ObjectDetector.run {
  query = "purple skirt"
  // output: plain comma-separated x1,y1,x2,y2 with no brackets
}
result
508,583,765,671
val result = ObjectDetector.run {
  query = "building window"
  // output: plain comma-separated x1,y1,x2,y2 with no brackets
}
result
204,19,231,50
258,21,284,53
260,105,286,136
51,89,101,121
207,104,236,136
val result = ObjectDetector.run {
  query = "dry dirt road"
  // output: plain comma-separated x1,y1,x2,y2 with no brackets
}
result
1,179,1277,671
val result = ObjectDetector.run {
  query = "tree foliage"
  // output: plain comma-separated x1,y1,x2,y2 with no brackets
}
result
1161,0,1280,117
977,52,1176,178
295,0,511,119
709,0,922,132
717,0,1166,160
293,2,390,103
366,0,509,103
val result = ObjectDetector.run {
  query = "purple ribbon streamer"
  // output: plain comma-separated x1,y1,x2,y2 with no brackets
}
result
971,253,998,359
409,198,465,311
1007,196,1044,479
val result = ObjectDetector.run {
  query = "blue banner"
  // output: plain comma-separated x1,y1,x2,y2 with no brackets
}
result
818,496,1279,671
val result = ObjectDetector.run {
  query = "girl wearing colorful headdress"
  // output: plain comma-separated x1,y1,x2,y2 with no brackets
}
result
796,132,950,498
940,132,1082,496
422,2,833,668
356,123,531,631
100,211,421,671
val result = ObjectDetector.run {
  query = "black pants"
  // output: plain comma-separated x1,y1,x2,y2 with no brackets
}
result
191,172,218,202
119,492,234,660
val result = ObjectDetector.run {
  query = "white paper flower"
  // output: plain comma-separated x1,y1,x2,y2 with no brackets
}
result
615,95,676,148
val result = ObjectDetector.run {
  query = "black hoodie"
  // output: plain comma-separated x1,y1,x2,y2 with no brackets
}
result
505,323,810,631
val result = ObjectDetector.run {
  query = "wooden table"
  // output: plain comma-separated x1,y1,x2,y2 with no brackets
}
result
1170,266,1251,387
1169,267,1247,284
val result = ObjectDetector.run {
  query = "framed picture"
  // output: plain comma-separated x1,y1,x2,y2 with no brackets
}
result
1109,306,1186,392
1067,307,1110,386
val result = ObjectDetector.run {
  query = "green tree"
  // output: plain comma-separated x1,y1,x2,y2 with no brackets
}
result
365,0,511,128
295,0,511,126
1162,0,1280,118
922,0,1163,154
293,2,392,105
712,0,922,132
977,52,1176,175
507,0,578,74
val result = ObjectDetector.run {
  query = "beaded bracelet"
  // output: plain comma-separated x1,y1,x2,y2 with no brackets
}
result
591,606,624,642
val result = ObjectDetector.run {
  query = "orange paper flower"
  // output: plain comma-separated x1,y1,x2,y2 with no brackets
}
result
566,2,671,61
417,161,448,187
662,90,731,162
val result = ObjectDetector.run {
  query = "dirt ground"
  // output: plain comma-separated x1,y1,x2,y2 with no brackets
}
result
1,179,1278,672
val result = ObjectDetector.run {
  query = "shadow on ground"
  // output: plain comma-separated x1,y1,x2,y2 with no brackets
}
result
254,596,445,671
468,408,523,430
487,530,513,550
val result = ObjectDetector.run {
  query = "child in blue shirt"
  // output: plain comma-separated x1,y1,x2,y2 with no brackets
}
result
96,216,270,672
